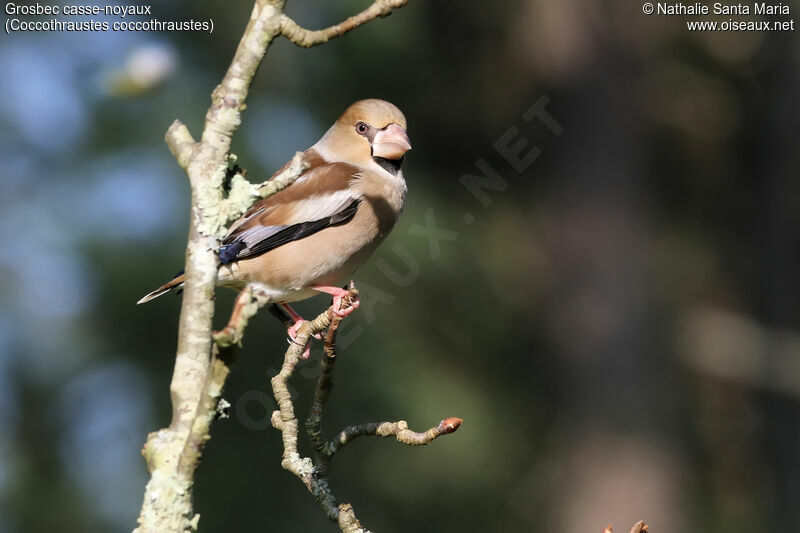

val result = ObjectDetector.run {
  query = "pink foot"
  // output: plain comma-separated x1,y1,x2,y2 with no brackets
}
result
279,303,319,359
311,284,360,317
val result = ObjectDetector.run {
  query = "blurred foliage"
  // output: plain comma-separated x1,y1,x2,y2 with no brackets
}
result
0,0,799,532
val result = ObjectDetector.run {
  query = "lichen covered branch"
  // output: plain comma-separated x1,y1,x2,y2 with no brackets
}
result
135,0,410,531
220,151,308,225
280,0,409,48
134,2,302,531
164,119,196,171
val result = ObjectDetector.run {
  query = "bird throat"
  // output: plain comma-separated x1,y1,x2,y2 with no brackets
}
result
373,156,403,176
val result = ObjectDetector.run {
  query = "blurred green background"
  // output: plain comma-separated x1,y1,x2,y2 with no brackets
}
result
1,1,799,531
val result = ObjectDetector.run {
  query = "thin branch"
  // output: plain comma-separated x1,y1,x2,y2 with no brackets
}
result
270,306,340,520
212,286,272,349
280,0,409,48
337,504,369,533
305,283,356,462
305,321,338,460
220,151,308,225
270,284,461,532
135,1,290,531
164,119,196,171
327,417,463,456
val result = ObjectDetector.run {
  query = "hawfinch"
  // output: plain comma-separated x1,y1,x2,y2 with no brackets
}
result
139,99,411,353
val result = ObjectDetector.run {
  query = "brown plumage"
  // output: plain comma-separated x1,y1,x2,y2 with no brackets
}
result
138,99,411,307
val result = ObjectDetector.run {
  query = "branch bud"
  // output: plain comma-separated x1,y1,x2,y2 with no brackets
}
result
437,417,463,434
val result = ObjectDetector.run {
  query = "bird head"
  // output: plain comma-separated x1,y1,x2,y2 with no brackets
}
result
316,99,411,172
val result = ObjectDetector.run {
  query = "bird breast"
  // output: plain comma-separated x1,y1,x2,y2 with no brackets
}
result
223,170,405,301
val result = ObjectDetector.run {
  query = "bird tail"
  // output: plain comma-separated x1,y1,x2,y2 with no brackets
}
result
137,272,186,304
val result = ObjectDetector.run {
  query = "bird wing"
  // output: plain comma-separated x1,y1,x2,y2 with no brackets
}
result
220,154,362,264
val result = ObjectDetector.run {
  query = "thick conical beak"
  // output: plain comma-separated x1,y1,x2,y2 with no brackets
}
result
372,123,411,160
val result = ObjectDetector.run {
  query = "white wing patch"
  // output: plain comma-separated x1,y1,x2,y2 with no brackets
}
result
283,189,361,226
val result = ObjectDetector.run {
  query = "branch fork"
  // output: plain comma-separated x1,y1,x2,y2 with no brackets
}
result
270,283,462,532
279,0,409,48
135,2,412,532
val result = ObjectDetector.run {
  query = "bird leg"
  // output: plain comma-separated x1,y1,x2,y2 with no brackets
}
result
278,302,320,359
311,282,360,317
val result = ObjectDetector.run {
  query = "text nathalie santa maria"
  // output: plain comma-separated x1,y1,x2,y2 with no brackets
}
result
657,3,790,15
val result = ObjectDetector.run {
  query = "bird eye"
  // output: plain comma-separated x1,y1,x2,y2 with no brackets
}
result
355,121,369,135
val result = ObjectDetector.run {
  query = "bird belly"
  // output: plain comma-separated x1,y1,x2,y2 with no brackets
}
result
219,203,394,303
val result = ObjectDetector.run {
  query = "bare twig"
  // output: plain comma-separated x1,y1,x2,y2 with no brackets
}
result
337,504,369,533
164,120,196,170
280,0,408,48
212,286,272,349
270,284,461,532
305,283,357,461
328,417,463,455
270,306,340,520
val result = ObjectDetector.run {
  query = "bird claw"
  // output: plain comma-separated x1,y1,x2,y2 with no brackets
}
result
286,319,320,359
277,287,358,357
287,319,306,341
311,283,360,317
287,336,312,359
332,294,360,317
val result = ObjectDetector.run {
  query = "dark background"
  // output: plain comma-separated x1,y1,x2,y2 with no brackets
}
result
1,1,799,531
